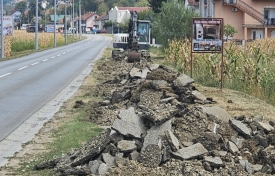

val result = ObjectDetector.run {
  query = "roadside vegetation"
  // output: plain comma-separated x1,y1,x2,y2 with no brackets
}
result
2,30,82,59
148,0,275,106
162,38,275,106
2,0,275,174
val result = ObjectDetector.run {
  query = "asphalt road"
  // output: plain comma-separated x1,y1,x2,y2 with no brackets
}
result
0,34,110,142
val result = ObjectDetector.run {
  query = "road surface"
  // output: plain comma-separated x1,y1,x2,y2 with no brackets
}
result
0,34,110,166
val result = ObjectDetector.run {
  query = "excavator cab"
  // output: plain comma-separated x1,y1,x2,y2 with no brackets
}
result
112,11,151,62
137,20,150,44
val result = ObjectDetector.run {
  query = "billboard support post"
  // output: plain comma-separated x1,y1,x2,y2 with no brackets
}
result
1,0,4,58
191,18,224,89
190,45,193,78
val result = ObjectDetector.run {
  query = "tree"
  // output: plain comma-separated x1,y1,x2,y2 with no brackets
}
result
224,24,238,41
148,0,166,13
97,3,109,15
152,0,200,48
28,0,43,23
138,10,153,21
114,0,130,7
134,0,148,7
15,1,27,12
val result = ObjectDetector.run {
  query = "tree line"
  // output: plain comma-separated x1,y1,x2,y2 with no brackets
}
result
10,0,237,47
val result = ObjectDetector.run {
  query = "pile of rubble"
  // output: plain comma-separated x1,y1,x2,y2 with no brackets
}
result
34,57,275,176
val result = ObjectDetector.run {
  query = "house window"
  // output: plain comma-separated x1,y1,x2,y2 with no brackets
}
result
264,9,269,19
252,31,256,40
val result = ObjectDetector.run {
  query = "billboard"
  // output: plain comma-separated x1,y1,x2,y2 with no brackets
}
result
0,16,14,36
46,25,55,32
192,18,223,53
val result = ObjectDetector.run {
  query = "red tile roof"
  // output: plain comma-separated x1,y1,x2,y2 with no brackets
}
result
81,12,98,20
117,7,150,13
96,12,107,21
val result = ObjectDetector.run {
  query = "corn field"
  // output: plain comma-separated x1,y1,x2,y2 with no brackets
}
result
4,30,77,57
164,38,275,105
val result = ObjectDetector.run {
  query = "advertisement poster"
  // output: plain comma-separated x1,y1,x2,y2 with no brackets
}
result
192,18,223,53
0,16,14,36
46,25,54,32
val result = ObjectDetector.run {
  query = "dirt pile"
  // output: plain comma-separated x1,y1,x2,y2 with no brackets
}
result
34,56,275,176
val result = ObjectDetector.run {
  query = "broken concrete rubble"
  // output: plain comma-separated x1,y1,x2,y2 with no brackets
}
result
117,140,137,152
164,130,179,152
229,119,251,138
34,57,275,175
199,106,231,123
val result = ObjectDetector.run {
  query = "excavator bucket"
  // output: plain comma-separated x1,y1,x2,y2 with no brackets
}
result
127,51,141,63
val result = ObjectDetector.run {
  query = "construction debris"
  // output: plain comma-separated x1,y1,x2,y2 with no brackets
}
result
34,57,275,176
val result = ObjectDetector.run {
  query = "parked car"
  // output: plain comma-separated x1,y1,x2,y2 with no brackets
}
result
96,29,106,34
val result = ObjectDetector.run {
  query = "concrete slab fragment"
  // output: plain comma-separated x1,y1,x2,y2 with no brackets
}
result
117,140,137,153
204,156,224,167
112,119,142,139
228,141,239,153
149,64,159,71
118,107,146,133
192,90,207,101
130,67,150,79
175,74,195,86
142,120,172,151
165,130,179,152
257,122,274,132
199,106,231,123
102,153,116,167
229,119,251,138
171,143,208,160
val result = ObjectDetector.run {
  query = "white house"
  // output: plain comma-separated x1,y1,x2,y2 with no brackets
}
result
109,6,149,24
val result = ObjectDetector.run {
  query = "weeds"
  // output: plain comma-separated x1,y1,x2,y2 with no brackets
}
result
164,38,275,105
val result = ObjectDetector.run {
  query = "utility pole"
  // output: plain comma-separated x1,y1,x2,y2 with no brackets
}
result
1,0,4,58
72,0,74,41
65,1,67,44
79,0,81,39
35,0,38,50
54,0,56,47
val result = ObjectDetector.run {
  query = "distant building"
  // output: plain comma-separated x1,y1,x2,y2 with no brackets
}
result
109,6,150,24
187,0,275,40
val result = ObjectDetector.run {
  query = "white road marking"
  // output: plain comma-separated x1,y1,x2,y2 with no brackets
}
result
51,56,55,58
57,54,61,56
18,66,28,70
67,50,70,52
42,59,48,61
31,62,39,66
0,73,11,78
63,52,66,54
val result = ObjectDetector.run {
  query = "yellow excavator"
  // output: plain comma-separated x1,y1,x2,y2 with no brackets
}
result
112,11,151,63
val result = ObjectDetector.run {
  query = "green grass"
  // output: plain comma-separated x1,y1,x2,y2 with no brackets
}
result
14,106,103,176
